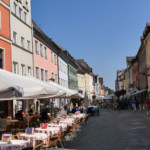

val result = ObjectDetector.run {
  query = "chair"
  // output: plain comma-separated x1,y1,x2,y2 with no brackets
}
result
50,135,58,147
35,140,43,150
6,125,12,133
16,132,23,140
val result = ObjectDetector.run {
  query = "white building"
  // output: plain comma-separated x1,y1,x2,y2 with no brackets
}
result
58,56,68,88
89,74,94,100
10,0,33,115
10,0,33,76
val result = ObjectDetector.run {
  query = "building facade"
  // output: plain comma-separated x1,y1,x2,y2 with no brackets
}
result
64,51,78,90
33,22,58,83
0,0,13,117
10,0,33,76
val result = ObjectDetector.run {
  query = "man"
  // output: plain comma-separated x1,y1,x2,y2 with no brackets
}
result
144,96,150,115
131,97,136,112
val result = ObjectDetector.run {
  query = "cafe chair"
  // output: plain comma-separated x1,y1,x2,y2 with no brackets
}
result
16,132,23,140
35,140,43,150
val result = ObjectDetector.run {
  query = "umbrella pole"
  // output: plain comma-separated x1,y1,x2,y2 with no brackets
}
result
27,99,29,127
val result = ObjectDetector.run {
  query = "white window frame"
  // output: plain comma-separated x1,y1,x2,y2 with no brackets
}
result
28,66,31,75
45,70,48,81
21,37,25,48
41,68,44,81
13,62,18,74
27,40,30,51
14,3,17,16
40,44,43,57
13,32,17,44
36,67,39,79
35,40,39,54
51,51,53,63
19,7,22,19
21,64,25,75
24,11,27,23
44,47,47,59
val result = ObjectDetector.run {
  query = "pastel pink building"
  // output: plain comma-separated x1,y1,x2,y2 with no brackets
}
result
33,21,58,83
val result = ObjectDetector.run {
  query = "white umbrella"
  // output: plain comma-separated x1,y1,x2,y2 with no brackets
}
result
0,69,59,100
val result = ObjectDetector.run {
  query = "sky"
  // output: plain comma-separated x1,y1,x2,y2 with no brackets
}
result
31,0,150,90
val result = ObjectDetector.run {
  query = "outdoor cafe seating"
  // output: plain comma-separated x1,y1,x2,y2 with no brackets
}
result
0,111,89,150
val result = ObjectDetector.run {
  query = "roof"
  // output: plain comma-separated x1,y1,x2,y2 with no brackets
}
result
76,59,92,74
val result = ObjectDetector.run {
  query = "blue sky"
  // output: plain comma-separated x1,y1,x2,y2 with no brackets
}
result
31,0,150,90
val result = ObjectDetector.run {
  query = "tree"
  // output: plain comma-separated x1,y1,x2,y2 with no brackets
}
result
108,88,114,95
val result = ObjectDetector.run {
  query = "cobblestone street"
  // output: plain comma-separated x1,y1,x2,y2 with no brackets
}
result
66,109,150,150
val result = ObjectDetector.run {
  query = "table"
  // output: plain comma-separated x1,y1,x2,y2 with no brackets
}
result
7,120,19,126
60,118,74,126
48,123,67,132
35,127,60,136
20,133,48,147
71,114,86,119
0,140,30,150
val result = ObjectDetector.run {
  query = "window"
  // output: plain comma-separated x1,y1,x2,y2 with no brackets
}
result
27,40,30,51
35,40,39,54
14,3,17,15
51,51,53,63
36,67,39,79
13,32,17,44
55,74,57,83
40,44,43,57
52,72,54,79
0,49,4,69
21,37,25,48
21,64,25,75
28,66,31,75
19,7,22,19
41,69,44,81
13,62,18,74
24,12,27,23
44,47,47,59
45,70,48,81
54,54,57,65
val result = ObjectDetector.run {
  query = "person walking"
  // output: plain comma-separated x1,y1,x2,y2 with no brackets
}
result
144,96,150,116
131,97,136,112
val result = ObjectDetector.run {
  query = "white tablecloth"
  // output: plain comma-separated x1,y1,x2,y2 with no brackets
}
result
20,133,48,147
35,127,60,136
48,123,67,132
0,140,30,150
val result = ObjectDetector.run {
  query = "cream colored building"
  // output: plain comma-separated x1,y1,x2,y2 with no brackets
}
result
77,73,86,95
10,0,33,116
10,0,33,76
85,73,91,98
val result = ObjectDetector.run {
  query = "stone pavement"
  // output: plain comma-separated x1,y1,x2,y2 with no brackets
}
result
64,109,150,150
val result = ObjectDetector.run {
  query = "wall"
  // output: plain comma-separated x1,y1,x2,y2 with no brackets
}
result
33,37,58,82
58,56,68,87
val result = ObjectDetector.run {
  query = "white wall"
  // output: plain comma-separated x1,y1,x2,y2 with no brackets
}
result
58,56,68,88
10,0,33,76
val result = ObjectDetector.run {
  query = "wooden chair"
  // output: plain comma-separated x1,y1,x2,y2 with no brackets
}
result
35,140,43,150
16,132,23,140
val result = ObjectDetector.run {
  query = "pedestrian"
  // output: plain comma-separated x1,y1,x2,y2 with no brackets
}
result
131,97,136,112
144,96,150,116
138,98,143,113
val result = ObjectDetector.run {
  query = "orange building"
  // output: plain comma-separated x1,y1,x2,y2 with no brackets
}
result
0,0,12,117
0,0,11,71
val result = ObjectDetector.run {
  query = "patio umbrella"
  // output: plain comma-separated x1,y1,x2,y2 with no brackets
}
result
0,69,59,100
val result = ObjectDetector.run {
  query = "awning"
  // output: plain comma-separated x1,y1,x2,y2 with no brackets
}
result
0,69,59,100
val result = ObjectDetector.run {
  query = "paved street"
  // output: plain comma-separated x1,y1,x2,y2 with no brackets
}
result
66,109,150,150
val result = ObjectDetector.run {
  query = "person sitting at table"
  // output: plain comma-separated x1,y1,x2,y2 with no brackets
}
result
29,109,33,116
15,110,23,120
40,109,49,121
